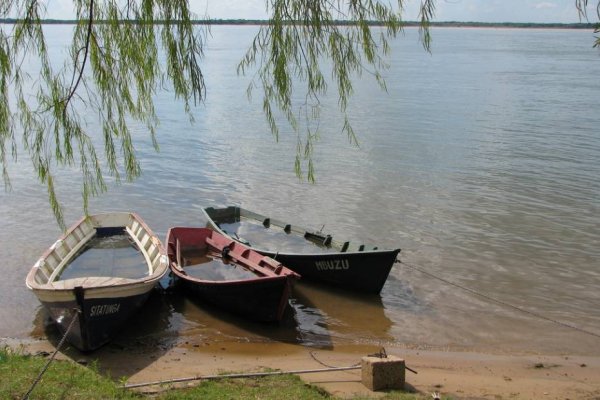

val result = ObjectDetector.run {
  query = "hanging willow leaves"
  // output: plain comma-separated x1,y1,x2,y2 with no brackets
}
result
1,1,597,228
238,0,435,182
1,0,205,228
576,0,600,46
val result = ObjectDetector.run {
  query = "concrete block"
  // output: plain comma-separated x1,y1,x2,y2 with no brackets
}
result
361,355,405,391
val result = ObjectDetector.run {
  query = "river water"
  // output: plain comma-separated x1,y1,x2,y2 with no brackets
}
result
1,25,599,356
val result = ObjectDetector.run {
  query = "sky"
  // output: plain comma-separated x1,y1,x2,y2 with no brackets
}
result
43,0,597,24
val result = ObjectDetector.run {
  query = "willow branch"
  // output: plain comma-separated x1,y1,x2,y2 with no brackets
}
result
63,0,94,114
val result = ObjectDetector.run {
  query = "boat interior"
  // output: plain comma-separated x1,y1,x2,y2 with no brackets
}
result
167,227,298,281
204,206,382,254
27,214,165,289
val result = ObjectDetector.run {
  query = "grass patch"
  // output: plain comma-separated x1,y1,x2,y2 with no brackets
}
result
0,346,138,399
159,375,330,400
1,347,435,399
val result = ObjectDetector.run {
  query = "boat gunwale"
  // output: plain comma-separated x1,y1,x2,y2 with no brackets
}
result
168,264,293,285
26,212,168,292
166,227,298,285
201,206,401,257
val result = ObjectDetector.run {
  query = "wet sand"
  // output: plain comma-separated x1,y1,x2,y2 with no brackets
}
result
5,337,599,399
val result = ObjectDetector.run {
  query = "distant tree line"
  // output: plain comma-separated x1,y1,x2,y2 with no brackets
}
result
1,0,597,227
0,18,596,29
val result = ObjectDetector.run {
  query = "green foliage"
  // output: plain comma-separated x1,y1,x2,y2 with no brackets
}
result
160,375,331,399
238,0,434,182
576,0,600,46
0,347,139,399
162,375,443,399
1,1,205,229
0,1,433,228
1,1,598,227
1,347,434,399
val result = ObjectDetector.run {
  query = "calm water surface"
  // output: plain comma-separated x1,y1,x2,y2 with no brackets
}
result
58,235,148,280
1,26,599,355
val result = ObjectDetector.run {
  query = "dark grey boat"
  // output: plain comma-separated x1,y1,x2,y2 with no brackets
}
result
201,206,400,294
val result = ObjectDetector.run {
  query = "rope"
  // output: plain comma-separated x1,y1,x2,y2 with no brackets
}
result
309,351,360,368
22,308,80,400
400,260,600,340
123,365,362,389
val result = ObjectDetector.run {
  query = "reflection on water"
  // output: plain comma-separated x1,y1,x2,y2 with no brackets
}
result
31,277,396,352
292,282,393,346
58,235,147,280
31,284,394,356
220,221,337,254
4,27,600,356
32,290,177,366
162,281,394,349
180,248,259,281
164,288,334,348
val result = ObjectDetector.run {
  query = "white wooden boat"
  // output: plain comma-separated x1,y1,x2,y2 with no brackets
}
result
26,212,168,352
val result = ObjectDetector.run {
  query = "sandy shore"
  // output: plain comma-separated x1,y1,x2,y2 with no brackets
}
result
4,337,599,399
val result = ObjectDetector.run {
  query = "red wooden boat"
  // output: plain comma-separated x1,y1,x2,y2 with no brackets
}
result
165,227,299,322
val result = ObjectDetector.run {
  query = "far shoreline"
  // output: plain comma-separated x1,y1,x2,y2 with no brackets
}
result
0,18,596,30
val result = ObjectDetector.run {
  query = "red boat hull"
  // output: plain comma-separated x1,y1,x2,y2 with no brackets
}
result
166,227,298,322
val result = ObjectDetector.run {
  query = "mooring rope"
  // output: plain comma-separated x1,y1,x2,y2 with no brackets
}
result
123,365,362,389
399,260,600,340
22,308,80,400
309,351,361,368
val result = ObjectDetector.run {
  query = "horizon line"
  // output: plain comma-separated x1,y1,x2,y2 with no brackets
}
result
0,18,596,28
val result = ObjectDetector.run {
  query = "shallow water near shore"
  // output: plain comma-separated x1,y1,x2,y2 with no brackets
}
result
1,25,599,356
